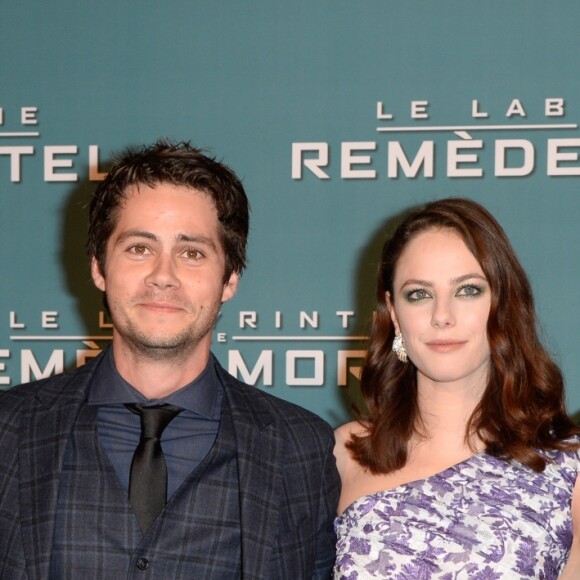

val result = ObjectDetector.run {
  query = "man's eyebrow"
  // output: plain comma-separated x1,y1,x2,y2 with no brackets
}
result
114,230,157,244
176,233,217,249
114,230,218,250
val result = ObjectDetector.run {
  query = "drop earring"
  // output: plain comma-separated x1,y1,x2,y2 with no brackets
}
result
392,333,408,363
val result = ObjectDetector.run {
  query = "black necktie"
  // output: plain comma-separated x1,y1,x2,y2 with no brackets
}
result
125,403,182,532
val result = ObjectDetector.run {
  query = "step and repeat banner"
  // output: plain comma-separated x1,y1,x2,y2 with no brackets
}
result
1,2,580,426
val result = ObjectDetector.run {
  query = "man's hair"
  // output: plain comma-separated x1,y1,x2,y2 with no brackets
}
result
348,197,579,474
87,139,249,281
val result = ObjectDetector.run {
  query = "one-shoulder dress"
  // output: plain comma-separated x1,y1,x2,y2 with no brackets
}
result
334,443,580,579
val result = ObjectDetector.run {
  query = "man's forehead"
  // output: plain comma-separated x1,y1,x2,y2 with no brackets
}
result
123,181,212,200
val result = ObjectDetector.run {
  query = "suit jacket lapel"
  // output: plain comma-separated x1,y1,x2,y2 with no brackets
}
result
19,358,97,580
19,354,285,579
216,363,283,580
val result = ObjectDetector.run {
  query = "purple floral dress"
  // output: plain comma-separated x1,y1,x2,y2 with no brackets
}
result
334,443,580,579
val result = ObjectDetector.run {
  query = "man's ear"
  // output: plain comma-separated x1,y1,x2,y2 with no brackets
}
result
91,257,106,292
221,271,239,303
385,291,401,334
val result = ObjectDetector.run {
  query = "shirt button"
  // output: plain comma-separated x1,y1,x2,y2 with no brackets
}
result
136,558,150,570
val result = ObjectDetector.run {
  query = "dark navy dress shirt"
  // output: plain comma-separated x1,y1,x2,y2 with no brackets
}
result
88,347,222,498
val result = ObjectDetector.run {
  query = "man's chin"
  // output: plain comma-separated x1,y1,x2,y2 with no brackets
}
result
124,333,200,360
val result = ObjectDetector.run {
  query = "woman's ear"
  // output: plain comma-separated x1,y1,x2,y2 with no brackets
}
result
386,291,401,334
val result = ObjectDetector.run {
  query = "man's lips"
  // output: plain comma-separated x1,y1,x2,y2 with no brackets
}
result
425,340,467,352
138,301,185,313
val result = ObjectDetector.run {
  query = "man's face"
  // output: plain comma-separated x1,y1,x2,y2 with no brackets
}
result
91,183,238,361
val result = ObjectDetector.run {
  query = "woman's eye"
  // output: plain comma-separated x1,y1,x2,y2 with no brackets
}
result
406,289,430,302
457,284,483,297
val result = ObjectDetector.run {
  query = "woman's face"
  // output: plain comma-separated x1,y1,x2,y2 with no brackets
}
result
387,228,491,392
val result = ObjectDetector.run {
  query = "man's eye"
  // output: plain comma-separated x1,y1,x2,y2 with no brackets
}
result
184,249,203,260
130,245,148,255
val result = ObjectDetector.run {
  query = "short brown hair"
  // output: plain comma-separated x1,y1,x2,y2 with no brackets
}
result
87,139,249,281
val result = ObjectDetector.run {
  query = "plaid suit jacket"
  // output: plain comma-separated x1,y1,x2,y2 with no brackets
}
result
0,353,340,579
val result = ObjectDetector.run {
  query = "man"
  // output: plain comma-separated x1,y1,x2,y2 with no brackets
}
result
0,140,340,578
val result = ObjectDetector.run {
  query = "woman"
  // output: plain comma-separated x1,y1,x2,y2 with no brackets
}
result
334,198,580,579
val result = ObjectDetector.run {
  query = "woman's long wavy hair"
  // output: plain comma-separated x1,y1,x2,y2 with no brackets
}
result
348,197,579,474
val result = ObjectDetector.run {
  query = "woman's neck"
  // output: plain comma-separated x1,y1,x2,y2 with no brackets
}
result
414,376,486,449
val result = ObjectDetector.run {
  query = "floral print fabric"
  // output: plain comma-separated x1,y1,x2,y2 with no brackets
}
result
334,444,580,579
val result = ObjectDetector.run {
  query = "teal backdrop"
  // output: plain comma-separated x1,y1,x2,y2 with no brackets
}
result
1,2,580,427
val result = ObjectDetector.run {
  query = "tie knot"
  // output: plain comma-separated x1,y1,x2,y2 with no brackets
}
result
126,403,182,439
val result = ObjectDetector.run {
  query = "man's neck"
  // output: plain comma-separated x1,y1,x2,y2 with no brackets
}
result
111,340,211,399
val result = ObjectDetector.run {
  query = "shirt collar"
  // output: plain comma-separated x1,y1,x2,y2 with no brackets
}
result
88,346,220,419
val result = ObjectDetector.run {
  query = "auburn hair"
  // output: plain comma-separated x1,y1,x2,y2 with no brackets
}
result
348,197,579,474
